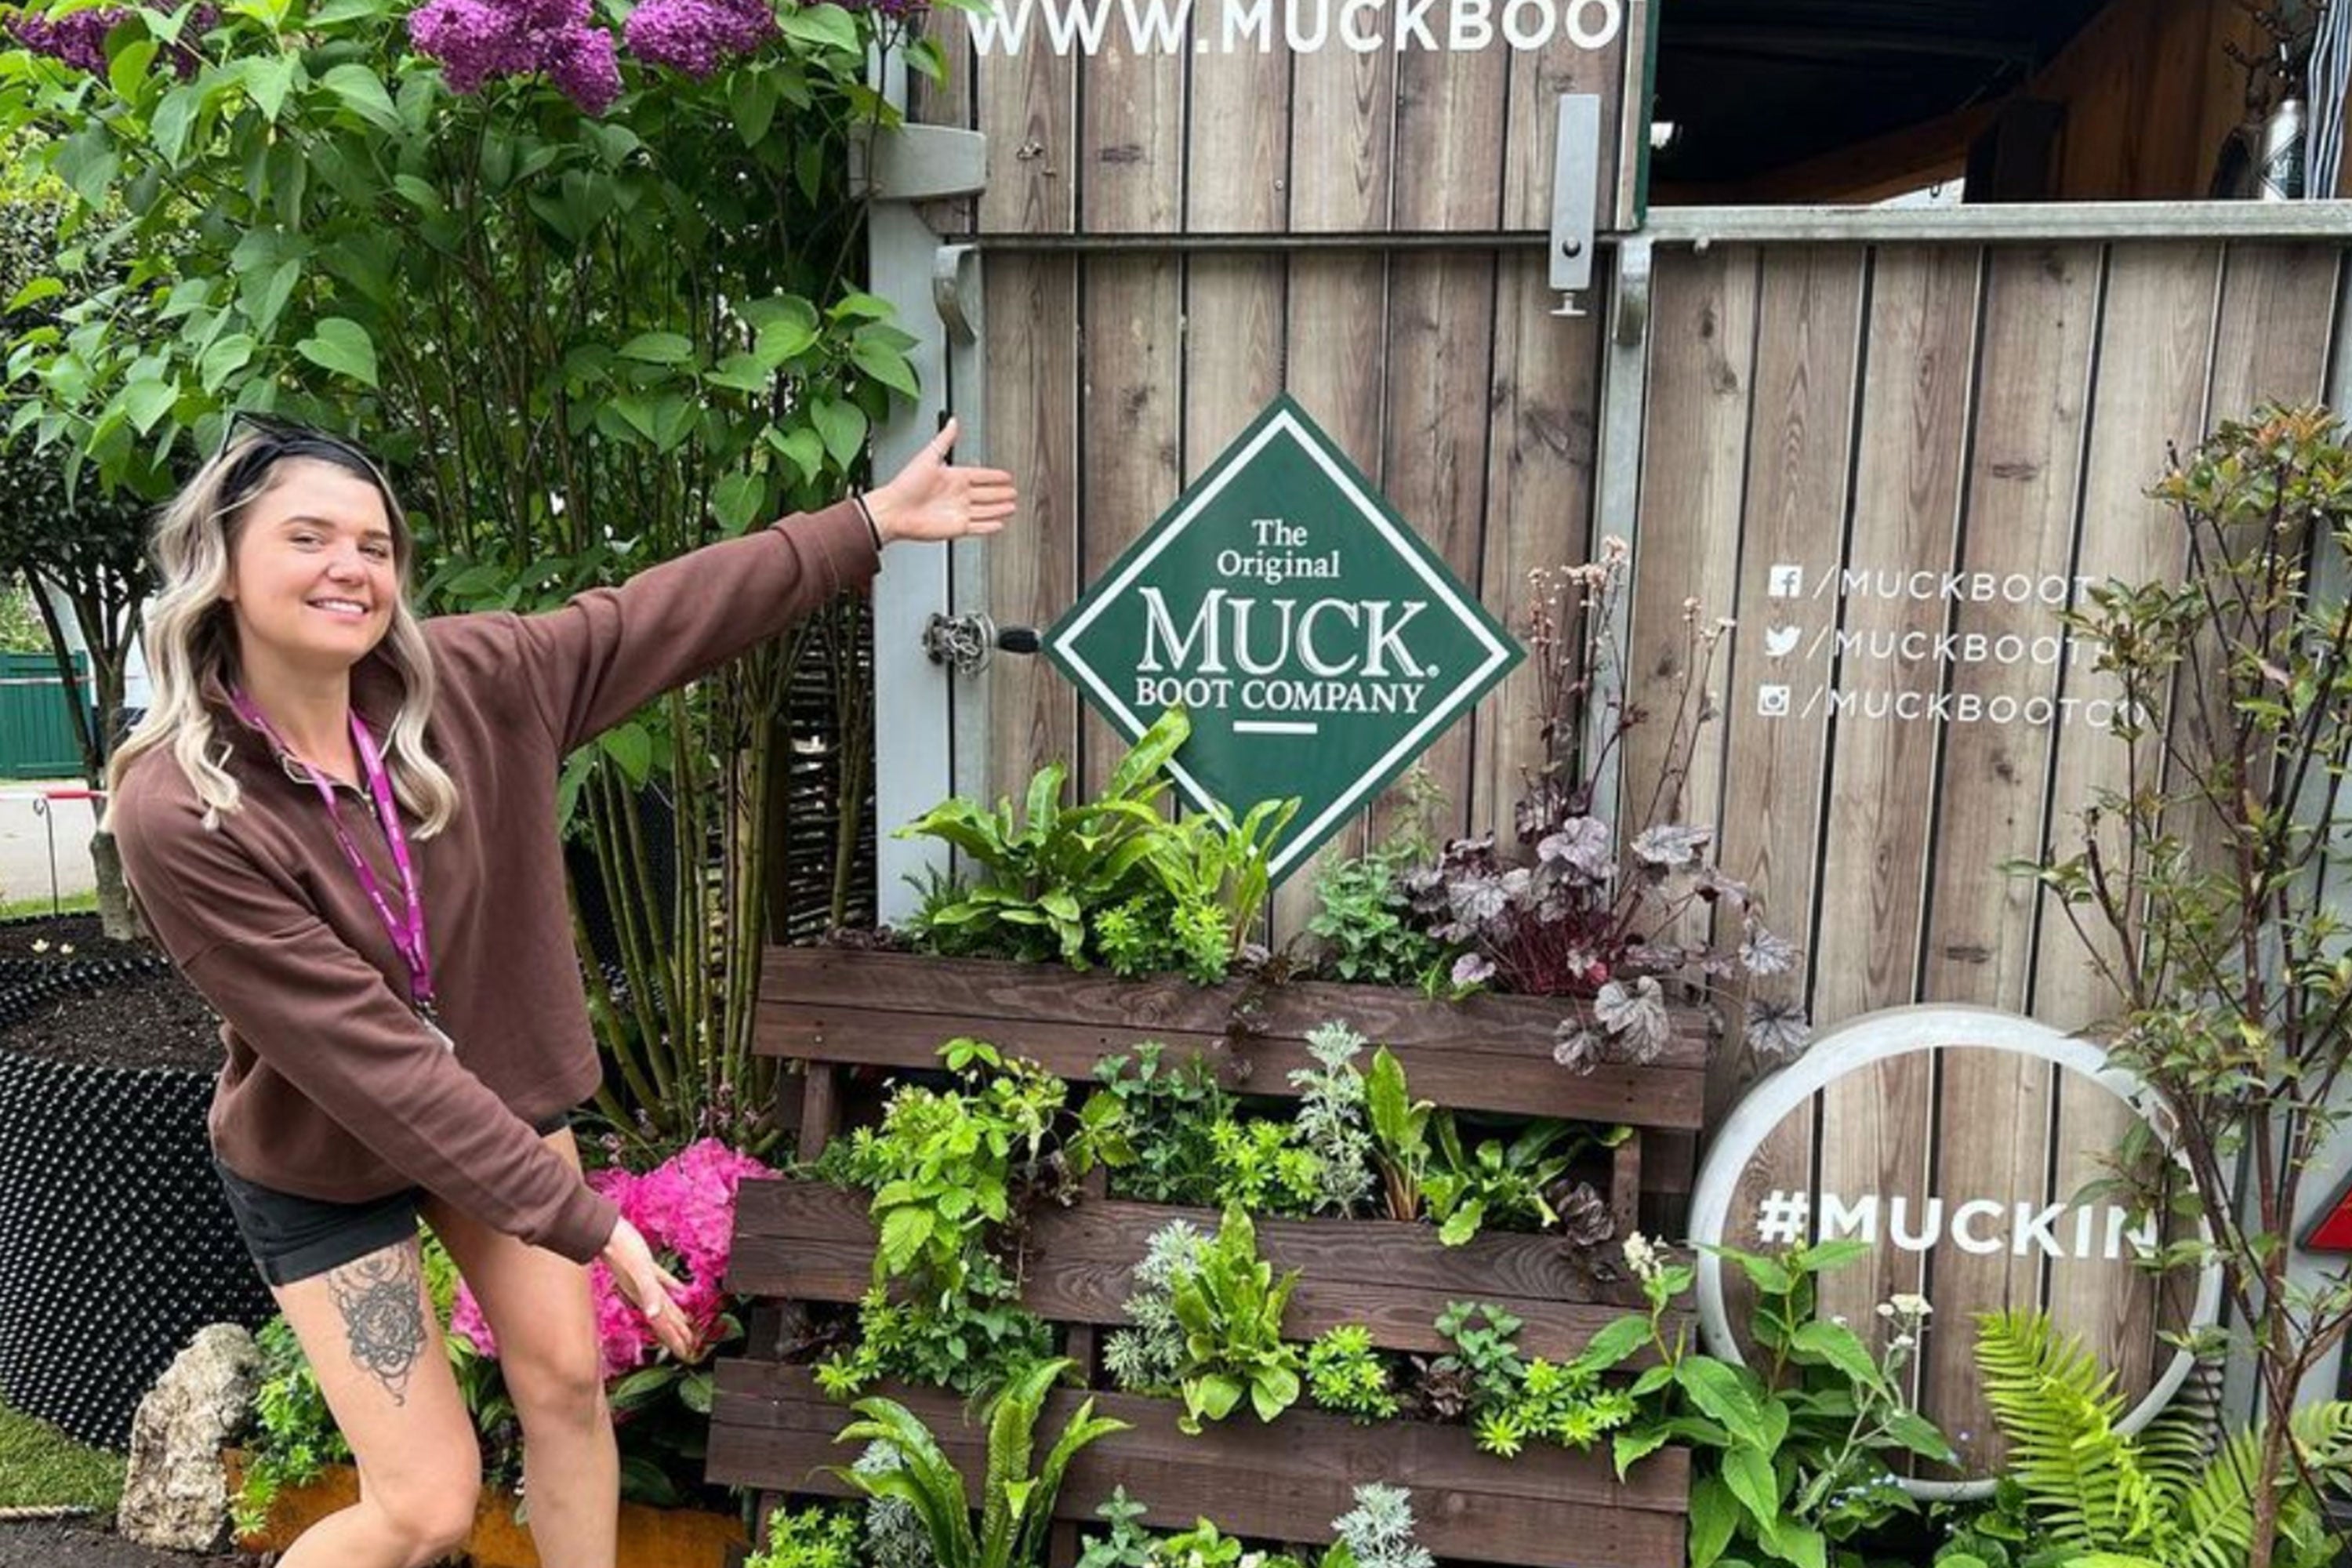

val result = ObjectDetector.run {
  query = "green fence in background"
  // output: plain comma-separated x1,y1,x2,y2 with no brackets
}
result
0,652,90,779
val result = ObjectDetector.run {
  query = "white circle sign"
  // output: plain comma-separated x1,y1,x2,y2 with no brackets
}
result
1686,1004,2223,1501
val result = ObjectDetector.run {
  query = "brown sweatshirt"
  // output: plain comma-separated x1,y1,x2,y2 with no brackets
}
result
110,503,878,1263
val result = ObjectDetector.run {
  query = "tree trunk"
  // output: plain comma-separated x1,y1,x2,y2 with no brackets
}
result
89,826,134,942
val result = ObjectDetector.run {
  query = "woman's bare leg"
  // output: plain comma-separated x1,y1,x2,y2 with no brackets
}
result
423,1128,619,1568
270,1236,481,1568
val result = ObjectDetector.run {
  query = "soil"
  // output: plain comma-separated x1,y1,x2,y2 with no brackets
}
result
0,913,108,958
0,916,220,1073
0,1520,249,1568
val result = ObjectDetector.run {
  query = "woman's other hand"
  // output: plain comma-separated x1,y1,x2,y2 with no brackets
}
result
600,1216,701,1361
863,417,1016,546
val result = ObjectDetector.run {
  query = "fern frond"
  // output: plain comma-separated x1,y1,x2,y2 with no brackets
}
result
1973,1310,2159,1549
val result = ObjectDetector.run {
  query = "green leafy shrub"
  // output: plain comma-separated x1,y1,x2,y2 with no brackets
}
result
1587,1236,1955,1568
1094,1044,1233,1207
1168,1206,1303,1434
1204,1118,1321,1218
1105,1220,1211,1397
1288,1022,1376,1216
898,708,1299,983
1966,1309,2352,1568
746,1504,862,1568
833,1358,1127,1568
1304,1324,1399,1425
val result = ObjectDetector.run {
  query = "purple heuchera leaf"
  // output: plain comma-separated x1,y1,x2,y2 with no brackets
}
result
1630,822,1711,873
1746,996,1811,1060
1452,951,1496,989
1592,976,1671,1062
622,0,774,77
1738,920,1797,978
1537,815,1614,880
408,0,622,112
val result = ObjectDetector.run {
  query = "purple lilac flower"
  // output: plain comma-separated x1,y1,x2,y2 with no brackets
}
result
9,7,125,72
620,0,771,78
408,0,621,112
8,3,214,75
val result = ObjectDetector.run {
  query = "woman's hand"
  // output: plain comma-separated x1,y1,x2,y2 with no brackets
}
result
863,417,1016,546
600,1216,701,1362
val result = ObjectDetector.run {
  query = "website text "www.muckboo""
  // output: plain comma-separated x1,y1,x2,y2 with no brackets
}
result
967,0,1624,56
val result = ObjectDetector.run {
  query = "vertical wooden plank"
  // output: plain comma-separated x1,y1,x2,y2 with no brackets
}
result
2205,246,2343,422
1374,250,1500,847
906,2,976,234
2036,241,2223,1400
1706,247,1866,1332
1915,244,2101,1466
1497,2,1628,231
975,15,1076,231
1468,256,1606,844
1617,249,1757,909
1809,246,1982,1340
1284,22,1395,234
985,255,1083,804
1076,256,1185,796
1370,38,1506,844
1183,0,1288,235
1276,248,1389,929
1077,3,1185,234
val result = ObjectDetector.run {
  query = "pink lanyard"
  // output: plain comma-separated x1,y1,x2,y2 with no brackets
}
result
229,689,438,1018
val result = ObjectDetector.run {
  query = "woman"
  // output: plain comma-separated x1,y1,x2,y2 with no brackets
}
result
106,415,1013,1568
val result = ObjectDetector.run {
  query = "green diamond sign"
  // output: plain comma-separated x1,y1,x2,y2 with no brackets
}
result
1046,395,1523,884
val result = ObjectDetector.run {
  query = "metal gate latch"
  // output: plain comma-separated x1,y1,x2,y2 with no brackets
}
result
922,613,1040,674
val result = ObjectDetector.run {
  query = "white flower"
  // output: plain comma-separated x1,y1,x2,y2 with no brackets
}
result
1889,1292,1932,1319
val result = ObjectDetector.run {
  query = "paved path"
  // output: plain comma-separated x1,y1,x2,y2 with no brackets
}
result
0,781,101,909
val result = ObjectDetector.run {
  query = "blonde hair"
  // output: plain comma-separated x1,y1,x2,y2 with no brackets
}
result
105,426,461,837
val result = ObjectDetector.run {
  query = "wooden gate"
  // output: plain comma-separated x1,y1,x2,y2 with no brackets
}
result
862,0,2352,1485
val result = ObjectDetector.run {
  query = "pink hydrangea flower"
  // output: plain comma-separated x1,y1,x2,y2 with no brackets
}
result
407,0,622,113
621,0,772,78
449,1137,777,1382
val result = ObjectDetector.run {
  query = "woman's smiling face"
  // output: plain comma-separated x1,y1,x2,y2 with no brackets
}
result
222,457,401,679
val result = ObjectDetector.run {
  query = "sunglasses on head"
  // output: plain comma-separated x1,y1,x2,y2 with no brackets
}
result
212,410,394,505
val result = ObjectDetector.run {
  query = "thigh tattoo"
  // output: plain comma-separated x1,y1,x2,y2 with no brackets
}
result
326,1248,428,1405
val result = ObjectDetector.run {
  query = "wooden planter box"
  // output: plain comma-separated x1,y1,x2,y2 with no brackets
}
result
223,1450,747,1567
717,948,1709,1567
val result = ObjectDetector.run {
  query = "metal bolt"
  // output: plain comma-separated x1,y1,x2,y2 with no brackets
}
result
1560,238,1584,259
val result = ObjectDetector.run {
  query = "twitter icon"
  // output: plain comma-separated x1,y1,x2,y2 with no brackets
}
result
1762,624,1802,659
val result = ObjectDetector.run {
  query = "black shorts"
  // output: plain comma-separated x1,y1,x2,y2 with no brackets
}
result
212,1108,575,1287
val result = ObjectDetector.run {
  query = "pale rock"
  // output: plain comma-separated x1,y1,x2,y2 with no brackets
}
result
117,1323,261,1552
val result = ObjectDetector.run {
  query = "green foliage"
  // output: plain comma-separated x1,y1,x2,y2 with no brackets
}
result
1094,1044,1234,1207
1304,1323,1399,1425
833,1357,1127,1568
835,1040,1123,1298
1167,1205,1303,1434
1585,1236,1953,1568
1363,1047,1432,1222
1307,837,1441,988
2022,406,2352,1568
234,1313,354,1536
815,1265,1056,1403
2,0,926,1148
1288,1022,1377,1216
1073,1486,1158,1568
1104,1220,1210,1397
1421,1302,1631,1459
746,1504,863,1568
1204,1117,1320,1218
899,708,1300,983
1969,1310,2352,1568
1421,1114,1589,1247
899,710,1189,967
